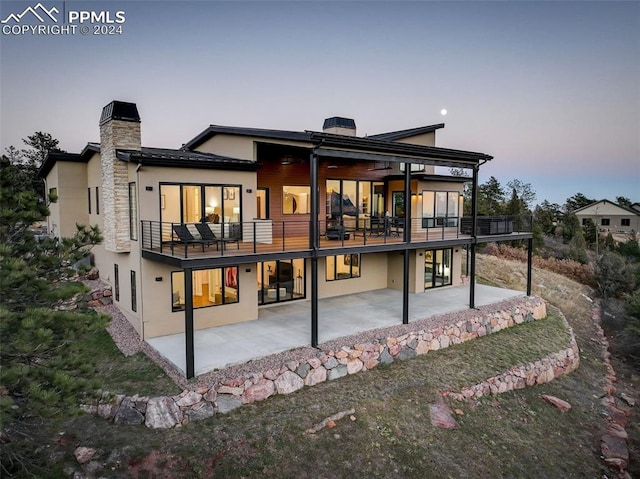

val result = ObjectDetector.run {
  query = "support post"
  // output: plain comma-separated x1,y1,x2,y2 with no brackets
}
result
310,151,319,347
184,267,195,379
402,250,410,324
527,238,533,296
311,256,318,347
469,166,479,309
310,153,319,249
403,162,411,243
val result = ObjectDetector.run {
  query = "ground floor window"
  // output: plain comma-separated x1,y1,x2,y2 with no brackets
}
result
258,259,305,305
114,264,120,301
621,218,631,227
172,267,239,311
130,270,137,312
601,218,610,226
425,248,452,289
326,254,360,281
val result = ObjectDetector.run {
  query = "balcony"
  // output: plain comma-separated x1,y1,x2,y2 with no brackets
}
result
140,215,531,260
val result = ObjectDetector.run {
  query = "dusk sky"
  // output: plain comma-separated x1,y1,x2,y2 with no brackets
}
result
1,0,638,207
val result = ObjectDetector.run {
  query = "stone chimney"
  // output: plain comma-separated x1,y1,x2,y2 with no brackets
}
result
99,101,141,253
322,117,356,136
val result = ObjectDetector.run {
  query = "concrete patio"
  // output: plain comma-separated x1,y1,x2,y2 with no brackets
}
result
147,284,524,376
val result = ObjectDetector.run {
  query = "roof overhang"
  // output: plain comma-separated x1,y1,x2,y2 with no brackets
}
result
38,143,100,178
116,148,259,172
309,132,491,169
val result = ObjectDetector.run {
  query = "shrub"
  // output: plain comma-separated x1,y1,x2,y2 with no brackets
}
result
482,243,595,286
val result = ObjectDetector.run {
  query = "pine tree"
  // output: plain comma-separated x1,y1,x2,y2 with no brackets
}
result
0,152,103,476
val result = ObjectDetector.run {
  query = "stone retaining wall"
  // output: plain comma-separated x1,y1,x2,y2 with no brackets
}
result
80,296,584,429
448,314,579,401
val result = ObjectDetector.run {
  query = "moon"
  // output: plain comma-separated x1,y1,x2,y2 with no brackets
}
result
440,109,447,116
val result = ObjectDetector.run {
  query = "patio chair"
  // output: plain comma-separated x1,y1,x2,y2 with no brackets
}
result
172,224,210,252
195,223,240,251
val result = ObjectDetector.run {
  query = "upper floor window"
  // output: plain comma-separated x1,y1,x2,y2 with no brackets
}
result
160,183,241,225
399,163,425,173
422,191,460,227
283,186,310,215
87,188,92,214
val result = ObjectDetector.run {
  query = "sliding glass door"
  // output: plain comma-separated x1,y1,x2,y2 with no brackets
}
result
424,248,452,289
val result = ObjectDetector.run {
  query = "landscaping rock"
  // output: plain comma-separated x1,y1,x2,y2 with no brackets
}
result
215,394,243,414
74,447,97,464
145,397,182,429
186,401,215,422
304,366,327,386
113,399,144,425
379,348,393,365
328,364,347,381
275,370,304,394
429,402,458,429
242,379,275,403
541,395,572,412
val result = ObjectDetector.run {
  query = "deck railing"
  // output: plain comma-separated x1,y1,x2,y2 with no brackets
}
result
141,215,532,259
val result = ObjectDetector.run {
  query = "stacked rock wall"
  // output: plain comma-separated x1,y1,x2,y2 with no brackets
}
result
81,296,581,429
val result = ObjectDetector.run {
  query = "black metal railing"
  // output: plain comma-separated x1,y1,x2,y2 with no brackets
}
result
459,215,532,235
141,215,533,259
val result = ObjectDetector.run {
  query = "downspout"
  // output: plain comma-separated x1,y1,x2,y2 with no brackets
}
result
135,160,145,340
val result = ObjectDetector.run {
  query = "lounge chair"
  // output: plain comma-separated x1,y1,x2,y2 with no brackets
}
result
195,223,240,251
172,224,210,252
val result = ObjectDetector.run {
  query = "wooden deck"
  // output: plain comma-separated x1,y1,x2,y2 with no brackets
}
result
144,228,468,260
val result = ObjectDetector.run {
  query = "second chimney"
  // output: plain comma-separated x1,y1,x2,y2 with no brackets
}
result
323,116,356,136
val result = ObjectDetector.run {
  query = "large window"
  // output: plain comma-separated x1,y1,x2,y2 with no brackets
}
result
422,191,460,227
160,183,241,229
425,249,452,289
326,180,384,229
171,267,239,311
258,259,305,304
129,182,138,240
326,254,360,281
282,186,310,215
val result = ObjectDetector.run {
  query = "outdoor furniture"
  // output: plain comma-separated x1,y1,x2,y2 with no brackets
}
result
325,219,350,240
195,222,240,250
172,224,209,251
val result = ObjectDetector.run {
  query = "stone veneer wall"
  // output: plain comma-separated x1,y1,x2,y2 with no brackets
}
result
81,296,579,429
99,119,140,253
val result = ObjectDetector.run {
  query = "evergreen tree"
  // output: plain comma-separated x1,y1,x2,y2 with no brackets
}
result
477,176,505,215
0,152,103,476
565,192,596,213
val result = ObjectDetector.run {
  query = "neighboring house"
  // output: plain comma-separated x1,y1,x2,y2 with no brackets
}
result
574,199,640,234
39,101,533,378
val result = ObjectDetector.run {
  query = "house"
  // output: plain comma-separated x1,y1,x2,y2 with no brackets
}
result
574,199,640,234
39,101,534,378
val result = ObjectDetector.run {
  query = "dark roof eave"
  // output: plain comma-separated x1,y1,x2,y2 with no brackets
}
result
116,149,259,172
38,143,100,178
183,125,312,150
310,132,492,165
368,123,445,141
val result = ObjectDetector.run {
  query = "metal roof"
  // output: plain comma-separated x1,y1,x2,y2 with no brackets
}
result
116,147,259,171
368,124,445,141
183,125,312,150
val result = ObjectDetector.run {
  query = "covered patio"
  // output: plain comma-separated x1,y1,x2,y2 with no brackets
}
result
147,284,524,376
